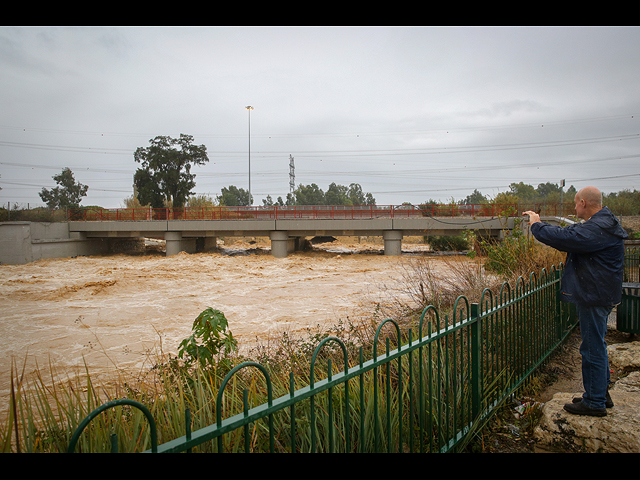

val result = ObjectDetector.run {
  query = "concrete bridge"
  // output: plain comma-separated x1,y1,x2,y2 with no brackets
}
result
7,204,574,264
67,215,517,258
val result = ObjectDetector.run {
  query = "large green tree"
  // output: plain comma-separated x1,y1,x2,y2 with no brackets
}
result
325,182,350,205
39,167,88,209
508,182,537,202
219,185,252,206
463,189,487,204
293,183,326,205
133,134,208,208
536,182,561,198
347,183,376,205
286,182,376,206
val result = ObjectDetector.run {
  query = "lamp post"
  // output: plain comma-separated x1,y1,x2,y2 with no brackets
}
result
245,105,253,205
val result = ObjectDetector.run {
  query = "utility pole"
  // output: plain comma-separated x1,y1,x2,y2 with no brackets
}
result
245,106,253,205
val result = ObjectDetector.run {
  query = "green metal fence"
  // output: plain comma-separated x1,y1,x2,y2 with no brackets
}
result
66,263,578,453
624,246,639,283
618,246,640,334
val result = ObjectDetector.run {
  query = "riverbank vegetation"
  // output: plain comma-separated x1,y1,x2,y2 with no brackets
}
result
1,226,569,452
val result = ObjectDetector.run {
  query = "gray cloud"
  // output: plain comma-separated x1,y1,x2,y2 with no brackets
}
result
1,26,639,209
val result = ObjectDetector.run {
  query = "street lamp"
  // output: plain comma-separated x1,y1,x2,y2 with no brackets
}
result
245,106,253,205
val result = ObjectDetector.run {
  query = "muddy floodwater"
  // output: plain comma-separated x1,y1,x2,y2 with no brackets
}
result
0,238,448,405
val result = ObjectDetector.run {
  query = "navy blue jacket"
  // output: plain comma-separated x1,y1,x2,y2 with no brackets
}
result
530,207,628,306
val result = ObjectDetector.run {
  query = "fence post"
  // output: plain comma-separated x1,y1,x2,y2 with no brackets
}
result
555,268,564,341
470,303,482,420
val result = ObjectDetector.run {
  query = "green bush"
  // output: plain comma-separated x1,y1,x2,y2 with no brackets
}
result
482,235,533,277
178,308,238,370
426,234,469,252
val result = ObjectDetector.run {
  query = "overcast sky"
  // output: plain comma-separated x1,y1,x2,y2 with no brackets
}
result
1,26,639,209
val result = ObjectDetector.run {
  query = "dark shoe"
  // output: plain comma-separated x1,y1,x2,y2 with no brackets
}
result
572,391,614,408
564,400,607,417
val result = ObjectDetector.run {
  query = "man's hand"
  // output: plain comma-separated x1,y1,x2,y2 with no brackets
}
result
523,211,540,225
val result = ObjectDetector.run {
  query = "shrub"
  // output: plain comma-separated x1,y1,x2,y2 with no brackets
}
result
178,308,238,370
481,226,564,279
426,234,470,252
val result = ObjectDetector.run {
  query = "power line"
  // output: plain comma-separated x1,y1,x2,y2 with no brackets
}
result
0,112,636,138
0,161,133,174
0,180,131,193
0,140,132,155
2,132,638,165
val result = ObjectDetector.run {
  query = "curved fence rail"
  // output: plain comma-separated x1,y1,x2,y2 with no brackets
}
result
66,264,580,453
65,203,577,222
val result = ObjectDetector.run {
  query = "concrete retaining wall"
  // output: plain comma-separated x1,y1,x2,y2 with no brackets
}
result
0,222,109,265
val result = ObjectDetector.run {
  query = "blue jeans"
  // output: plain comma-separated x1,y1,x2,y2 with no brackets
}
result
576,303,612,409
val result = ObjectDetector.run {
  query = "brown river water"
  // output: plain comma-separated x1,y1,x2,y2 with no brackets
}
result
0,238,450,407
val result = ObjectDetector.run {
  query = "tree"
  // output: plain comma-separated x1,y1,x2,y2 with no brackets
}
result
463,189,487,205
604,189,640,216
347,183,370,205
325,183,351,205
219,185,252,206
132,168,164,208
287,182,376,206
508,182,536,202
536,182,561,199
293,183,326,205
492,192,519,204
187,194,217,208
39,167,88,209
133,134,208,208
261,194,285,207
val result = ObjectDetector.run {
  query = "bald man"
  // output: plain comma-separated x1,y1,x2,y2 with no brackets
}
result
524,186,628,417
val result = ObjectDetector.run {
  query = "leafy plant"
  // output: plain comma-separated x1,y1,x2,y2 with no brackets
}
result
481,235,532,277
178,308,238,369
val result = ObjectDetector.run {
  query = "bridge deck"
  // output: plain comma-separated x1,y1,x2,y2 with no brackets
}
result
68,216,515,236
66,204,576,257
68,216,516,257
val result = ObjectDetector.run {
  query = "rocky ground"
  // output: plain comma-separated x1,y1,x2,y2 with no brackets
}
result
475,315,640,453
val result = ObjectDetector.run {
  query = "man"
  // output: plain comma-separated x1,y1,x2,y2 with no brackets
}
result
523,186,628,417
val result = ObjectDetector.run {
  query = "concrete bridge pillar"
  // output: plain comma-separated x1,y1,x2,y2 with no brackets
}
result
270,231,290,258
383,230,403,256
196,236,218,252
204,237,218,250
165,231,183,256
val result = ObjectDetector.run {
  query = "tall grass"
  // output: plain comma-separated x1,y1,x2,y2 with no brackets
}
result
1,312,496,452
